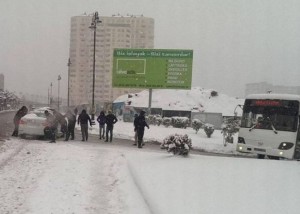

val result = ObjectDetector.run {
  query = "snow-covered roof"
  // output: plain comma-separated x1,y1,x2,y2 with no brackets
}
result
114,87,245,116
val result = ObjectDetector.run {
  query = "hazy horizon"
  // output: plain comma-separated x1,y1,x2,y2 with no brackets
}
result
1,0,300,99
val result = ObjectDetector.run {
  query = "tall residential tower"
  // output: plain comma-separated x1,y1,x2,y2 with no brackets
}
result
68,14,154,109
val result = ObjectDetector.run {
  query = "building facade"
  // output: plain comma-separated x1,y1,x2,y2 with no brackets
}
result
0,74,4,91
68,14,154,110
245,82,300,96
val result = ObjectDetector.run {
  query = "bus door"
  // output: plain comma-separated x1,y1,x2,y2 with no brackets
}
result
294,116,300,159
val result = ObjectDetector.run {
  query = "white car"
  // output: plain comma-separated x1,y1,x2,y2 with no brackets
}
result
18,107,65,139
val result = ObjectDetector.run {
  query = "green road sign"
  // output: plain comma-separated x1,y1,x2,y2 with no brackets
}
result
112,49,193,89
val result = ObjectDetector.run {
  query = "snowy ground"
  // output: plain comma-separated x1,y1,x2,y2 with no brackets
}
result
1,120,300,214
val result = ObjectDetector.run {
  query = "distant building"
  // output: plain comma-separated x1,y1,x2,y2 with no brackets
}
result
245,82,300,96
68,13,155,110
0,74,4,91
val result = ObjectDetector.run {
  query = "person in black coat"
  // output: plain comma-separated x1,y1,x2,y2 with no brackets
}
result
97,111,106,139
65,110,76,141
12,106,28,137
105,110,118,142
77,109,92,141
44,110,59,143
133,113,138,146
134,110,149,148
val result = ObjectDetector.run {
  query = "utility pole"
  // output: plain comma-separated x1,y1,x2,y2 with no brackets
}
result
50,82,53,107
67,58,71,108
58,75,61,111
89,11,101,121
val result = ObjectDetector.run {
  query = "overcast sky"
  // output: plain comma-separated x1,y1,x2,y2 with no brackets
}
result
1,0,300,98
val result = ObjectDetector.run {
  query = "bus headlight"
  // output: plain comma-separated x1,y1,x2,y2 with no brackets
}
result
278,142,294,150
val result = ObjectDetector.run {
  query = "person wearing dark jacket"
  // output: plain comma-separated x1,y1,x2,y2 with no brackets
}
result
65,110,76,141
77,109,92,141
133,113,138,146
97,111,106,139
44,110,59,143
105,110,118,142
12,106,28,137
134,110,149,148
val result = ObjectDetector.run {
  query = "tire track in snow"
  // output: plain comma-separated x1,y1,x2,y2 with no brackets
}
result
0,139,27,169
126,158,157,214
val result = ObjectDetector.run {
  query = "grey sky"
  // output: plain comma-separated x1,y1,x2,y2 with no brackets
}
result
1,0,300,98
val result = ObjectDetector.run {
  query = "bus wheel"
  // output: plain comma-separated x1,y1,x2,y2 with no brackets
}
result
257,154,265,159
267,155,279,160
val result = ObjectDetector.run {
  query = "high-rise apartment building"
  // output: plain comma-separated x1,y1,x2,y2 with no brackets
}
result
68,14,154,109
0,74,4,91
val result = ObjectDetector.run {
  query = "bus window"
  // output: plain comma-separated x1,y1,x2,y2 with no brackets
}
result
241,99,298,132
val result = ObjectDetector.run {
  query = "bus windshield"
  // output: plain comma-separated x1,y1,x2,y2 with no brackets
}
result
240,99,299,132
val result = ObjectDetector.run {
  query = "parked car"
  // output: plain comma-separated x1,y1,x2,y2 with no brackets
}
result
18,107,65,139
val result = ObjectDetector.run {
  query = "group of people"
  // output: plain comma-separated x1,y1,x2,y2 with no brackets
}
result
96,110,118,142
44,109,76,143
44,108,119,143
12,105,150,148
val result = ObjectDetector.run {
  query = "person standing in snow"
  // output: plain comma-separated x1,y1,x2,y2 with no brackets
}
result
105,110,118,142
134,110,149,148
44,110,59,143
97,111,106,140
77,109,92,141
52,109,68,137
65,110,76,141
133,113,138,146
12,106,28,137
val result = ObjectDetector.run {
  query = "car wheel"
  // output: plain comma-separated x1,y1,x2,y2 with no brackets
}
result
267,155,280,160
257,154,265,159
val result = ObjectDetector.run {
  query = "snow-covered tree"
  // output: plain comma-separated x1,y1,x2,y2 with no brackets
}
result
221,117,240,144
192,119,204,133
146,114,163,126
162,117,172,127
204,123,214,138
171,117,189,129
161,134,192,156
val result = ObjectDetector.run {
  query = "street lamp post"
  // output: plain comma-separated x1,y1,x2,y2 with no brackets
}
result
89,11,101,121
58,75,61,111
50,82,53,107
67,58,71,108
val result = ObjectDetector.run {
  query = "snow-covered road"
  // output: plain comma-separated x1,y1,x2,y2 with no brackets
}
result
0,139,150,214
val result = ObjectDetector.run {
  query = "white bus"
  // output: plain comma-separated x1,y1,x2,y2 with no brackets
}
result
236,94,300,160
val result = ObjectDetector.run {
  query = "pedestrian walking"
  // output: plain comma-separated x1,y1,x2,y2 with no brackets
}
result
12,106,28,137
77,109,92,141
105,110,118,142
65,110,76,141
97,111,106,139
44,110,59,143
134,110,149,148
